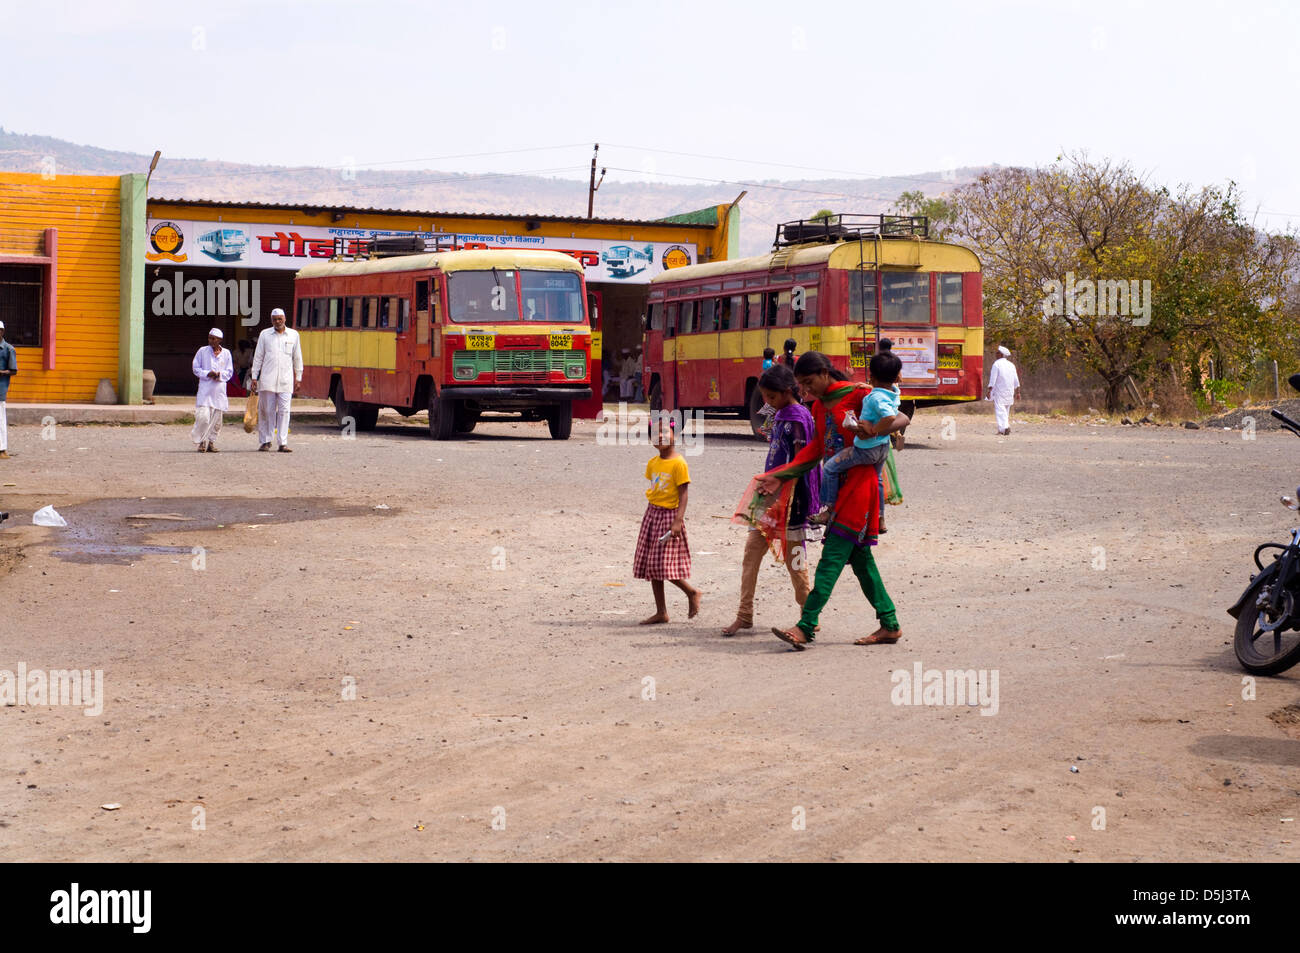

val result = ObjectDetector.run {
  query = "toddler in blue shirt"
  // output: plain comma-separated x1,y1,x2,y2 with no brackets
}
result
812,349,902,532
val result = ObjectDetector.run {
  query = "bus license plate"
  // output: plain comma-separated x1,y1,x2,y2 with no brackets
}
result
937,356,962,369
466,334,495,350
850,355,866,369
548,334,572,350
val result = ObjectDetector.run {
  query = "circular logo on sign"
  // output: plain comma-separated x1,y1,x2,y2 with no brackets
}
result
661,245,691,270
147,221,187,262
150,221,183,255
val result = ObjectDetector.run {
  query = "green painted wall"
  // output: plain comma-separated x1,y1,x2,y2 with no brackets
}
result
118,173,146,403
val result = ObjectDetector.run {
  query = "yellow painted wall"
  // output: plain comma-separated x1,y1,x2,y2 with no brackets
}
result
0,173,123,402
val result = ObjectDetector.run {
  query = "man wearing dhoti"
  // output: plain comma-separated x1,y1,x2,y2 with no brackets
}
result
986,345,1021,435
251,307,303,452
192,328,233,452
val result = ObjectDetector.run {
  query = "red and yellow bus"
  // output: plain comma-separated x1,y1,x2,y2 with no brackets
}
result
642,216,983,434
293,249,593,440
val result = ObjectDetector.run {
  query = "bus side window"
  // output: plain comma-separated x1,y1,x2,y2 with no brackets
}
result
648,302,662,331
681,300,696,334
665,302,678,338
369,296,382,329
764,293,778,328
746,293,762,329
800,287,819,325
721,295,739,331
297,299,311,328
401,298,411,331
415,278,429,321
776,290,792,327
329,298,341,328
699,298,716,333
430,280,441,324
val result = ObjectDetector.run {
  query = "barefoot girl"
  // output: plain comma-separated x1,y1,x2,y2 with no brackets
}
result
634,419,701,624
757,352,908,650
723,364,819,636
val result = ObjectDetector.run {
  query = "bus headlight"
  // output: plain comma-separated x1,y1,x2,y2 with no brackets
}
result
565,364,584,379
454,364,477,380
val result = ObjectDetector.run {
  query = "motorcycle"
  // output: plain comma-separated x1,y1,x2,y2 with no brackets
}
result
1228,374,1300,675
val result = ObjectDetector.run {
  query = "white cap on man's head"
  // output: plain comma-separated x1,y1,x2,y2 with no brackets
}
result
0,320,5,329
997,345,1010,356
208,327,223,339
271,307,286,317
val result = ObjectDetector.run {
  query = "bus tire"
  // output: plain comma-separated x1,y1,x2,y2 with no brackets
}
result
748,385,768,440
454,406,479,434
353,404,379,431
547,403,573,440
428,393,457,440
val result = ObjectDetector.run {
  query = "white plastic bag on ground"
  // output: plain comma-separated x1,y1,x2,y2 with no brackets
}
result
33,505,67,527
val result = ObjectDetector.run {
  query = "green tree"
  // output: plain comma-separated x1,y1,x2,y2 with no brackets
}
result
949,154,1300,412
892,190,955,240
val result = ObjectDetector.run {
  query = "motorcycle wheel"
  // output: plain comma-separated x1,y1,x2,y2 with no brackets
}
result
1234,585,1300,675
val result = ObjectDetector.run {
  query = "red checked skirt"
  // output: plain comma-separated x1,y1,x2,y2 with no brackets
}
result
633,503,692,580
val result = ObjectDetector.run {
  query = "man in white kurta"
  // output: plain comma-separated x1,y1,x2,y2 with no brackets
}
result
986,345,1022,435
192,328,233,452
251,308,303,452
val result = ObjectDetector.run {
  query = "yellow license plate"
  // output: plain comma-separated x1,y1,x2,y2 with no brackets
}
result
850,355,866,369
466,334,495,350
548,334,572,350
937,356,962,369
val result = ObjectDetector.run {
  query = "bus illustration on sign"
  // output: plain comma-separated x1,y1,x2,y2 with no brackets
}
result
198,228,249,262
602,244,653,279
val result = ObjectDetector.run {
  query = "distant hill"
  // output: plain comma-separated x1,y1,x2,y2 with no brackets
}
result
0,129,986,257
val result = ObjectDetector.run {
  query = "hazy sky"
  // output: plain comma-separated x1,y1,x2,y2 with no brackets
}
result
2,0,1298,231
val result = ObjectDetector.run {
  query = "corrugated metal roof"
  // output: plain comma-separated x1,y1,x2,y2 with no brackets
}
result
147,196,718,229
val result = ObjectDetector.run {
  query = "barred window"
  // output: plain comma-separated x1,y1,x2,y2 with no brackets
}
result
0,265,42,347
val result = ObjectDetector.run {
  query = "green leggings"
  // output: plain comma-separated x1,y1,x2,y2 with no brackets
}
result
797,532,899,638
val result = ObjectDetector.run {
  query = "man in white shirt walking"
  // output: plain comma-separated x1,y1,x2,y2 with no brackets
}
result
192,328,233,452
251,307,303,452
0,320,15,460
986,345,1022,435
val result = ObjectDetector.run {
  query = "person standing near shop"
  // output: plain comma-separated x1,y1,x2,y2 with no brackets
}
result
0,321,15,460
251,308,303,452
986,345,1022,435
192,328,233,452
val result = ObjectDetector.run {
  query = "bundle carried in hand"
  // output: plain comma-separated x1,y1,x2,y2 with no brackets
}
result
243,391,259,434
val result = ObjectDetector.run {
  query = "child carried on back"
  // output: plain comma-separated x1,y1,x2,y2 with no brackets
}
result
812,349,902,532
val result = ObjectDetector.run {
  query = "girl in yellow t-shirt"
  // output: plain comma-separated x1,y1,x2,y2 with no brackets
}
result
633,420,701,624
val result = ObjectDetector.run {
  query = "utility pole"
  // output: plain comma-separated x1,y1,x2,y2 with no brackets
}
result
587,143,605,219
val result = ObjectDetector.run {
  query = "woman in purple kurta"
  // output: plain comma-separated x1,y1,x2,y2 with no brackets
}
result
723,365,821,636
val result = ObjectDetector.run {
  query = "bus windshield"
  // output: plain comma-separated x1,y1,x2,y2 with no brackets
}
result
447,269,520,323
520,270,584,323
446,269,585,324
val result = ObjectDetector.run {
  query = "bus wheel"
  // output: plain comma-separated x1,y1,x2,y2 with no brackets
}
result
747,385,768,440
547,403,573,440
428,393,457,440
454,406,479,434
353,405,379,431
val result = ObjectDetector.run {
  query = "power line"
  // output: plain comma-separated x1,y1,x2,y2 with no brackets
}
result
604,142,972,191
155,143,593,183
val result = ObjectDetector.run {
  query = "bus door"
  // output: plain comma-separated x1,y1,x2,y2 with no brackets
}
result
653,301,678,412
680,297,721,408
573,289,604,419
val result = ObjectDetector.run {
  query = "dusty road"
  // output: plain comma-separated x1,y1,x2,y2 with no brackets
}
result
1,408,1298,861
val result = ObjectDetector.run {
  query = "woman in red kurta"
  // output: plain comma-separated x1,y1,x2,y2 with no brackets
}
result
757,351,908,650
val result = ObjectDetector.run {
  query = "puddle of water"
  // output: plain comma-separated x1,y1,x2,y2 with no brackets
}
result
51,544,194,566
36,496,397,565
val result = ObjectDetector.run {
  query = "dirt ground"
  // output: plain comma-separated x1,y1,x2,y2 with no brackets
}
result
2,405,1299,862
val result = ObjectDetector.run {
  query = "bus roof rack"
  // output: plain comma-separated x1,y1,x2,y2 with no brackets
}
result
774,214,928,248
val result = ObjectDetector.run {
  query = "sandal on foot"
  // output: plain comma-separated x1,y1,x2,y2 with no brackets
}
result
771,626,810,651
854,627,902,645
